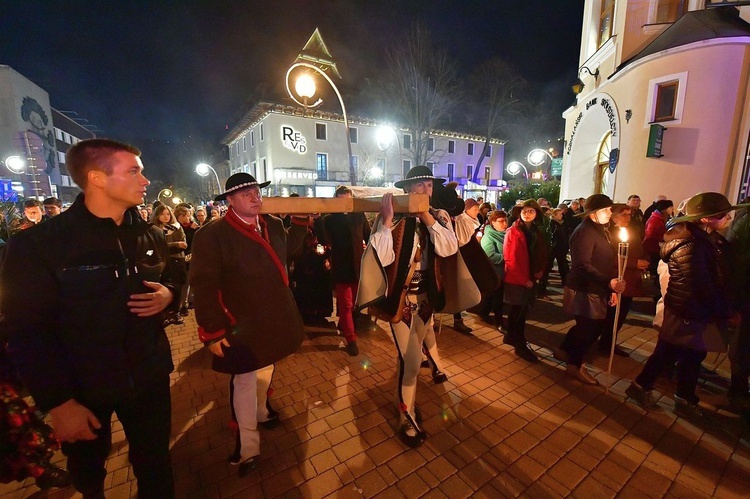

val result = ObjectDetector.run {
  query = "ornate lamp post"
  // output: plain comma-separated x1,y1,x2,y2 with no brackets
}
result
285,29,356,185
506,161,529,182
196,163,222,199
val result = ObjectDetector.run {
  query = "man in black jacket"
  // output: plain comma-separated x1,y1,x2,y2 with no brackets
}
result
320,185,371,356
0,139,176,498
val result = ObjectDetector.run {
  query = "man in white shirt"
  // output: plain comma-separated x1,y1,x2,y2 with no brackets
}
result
451,198,481,334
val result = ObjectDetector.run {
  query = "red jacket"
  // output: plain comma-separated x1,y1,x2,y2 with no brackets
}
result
503,220,548,286
643,211,667,256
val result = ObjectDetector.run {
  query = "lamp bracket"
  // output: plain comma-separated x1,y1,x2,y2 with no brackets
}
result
578,66,599,79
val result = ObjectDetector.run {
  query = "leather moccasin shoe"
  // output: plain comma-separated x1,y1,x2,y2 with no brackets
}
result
566,364,599,385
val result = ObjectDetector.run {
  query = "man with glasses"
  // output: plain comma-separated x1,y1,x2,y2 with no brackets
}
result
190,173,305,476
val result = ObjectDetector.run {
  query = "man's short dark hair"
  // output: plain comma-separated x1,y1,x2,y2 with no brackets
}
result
24,199,43,209
627,194,640,201
66,138,141,190
43,197,63,208
335,185,352,197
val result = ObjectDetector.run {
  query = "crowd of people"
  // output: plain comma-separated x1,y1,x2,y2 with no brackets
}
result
0,137,748,496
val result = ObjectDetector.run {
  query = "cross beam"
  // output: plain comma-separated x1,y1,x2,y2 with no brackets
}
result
260,194,428,214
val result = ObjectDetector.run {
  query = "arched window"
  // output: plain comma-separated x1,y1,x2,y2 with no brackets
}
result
595,131,612,194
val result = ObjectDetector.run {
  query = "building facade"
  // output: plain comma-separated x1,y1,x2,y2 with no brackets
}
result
221,102,506,203
561,1,750,205
0,65,93,203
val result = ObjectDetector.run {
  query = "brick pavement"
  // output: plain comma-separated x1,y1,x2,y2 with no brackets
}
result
2,282,750,498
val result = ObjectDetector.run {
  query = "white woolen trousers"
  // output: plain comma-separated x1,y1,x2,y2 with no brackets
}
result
390,293,430,432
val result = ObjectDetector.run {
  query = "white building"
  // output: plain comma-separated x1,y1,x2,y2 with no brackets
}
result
221,101,506,203
0,65,93,203
562,1,750,205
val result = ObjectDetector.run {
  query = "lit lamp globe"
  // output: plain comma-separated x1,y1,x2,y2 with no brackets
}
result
376,126,394,151
172,197,182,205
195,163,211,177
506,161,524,176
295,74,316,100
527,148,551,167
4,155,25,174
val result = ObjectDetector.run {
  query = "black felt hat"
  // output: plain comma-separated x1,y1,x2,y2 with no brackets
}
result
430,181,464,217
394,165,446,189
576,194,614,218
214,173,271,201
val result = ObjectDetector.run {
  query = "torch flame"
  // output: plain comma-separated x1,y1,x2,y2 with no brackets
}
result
619,227,629,243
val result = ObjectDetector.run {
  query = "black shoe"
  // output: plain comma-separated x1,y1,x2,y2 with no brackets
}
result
432,370,448,384
478,314,493,324
172,316,184,325
728,392,750,412
238,456,259,477
398,422,426,448
258,410,280,430
674,396,712,423
514,343,539,363
179,306,189,316
35,465,72,489
452,321,473,335
625,382,658,409
345,341,359,356
420,359,430,368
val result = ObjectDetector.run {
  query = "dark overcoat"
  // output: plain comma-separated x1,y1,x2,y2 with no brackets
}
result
189,211,304,374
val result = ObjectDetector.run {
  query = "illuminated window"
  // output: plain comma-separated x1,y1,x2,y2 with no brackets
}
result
484,166,491,180
243,136,246,151
316,153,328,180
250,130,255,147
599,0,615,48
485,145,492,157
468,143,474,155
595,131,612,195
654,81,678,122
402,159,411,173
403,134,411,149
656,0,686,23
427,137,434,152
349,127,358,144
467,164,474,178
260,124,264,141
251,161,257,176
316,123,327,140
448,140,455,154
447,163,455,181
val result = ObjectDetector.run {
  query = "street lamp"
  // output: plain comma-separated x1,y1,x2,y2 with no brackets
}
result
506,161,529,181
196,163,222,198
285,62,356,185
4,155,25,174
158,189,173,204
527,148,554,180
363,166,383,187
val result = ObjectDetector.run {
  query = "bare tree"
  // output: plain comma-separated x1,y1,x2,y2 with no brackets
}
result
467,58,526,183
383,23,460,172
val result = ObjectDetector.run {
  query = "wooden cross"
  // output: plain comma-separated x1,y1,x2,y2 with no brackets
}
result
259,194,429,214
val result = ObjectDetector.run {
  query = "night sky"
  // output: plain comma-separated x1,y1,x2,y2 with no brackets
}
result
2,0,584,154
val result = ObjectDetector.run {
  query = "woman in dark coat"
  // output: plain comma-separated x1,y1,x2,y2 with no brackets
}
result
560,194,626,385
151,205,187,326
503,200,549,363
642,199,674,272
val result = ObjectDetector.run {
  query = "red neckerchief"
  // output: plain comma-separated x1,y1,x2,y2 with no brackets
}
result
224,209,288,286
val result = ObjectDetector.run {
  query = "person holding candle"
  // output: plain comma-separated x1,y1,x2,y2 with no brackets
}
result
559,194,626,385
599,204,649,356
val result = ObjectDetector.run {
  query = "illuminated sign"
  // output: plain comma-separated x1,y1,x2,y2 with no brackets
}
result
274,169,318,181
281,126,307,154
